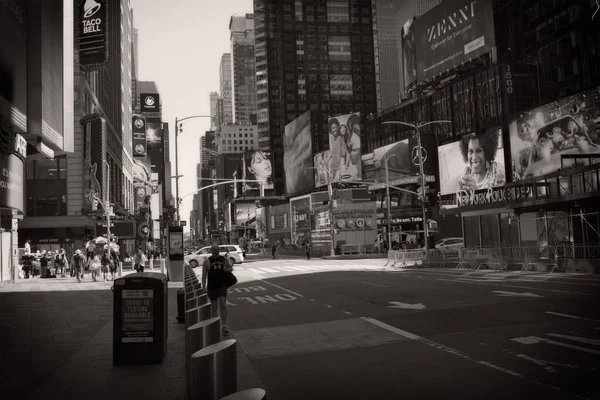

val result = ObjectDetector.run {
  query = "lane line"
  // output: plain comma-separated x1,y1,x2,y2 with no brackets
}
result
361,281,387,287
435,278,600,297
546,333,600,347
512,336,600,356
545,311,600,323
257,267,280,273
259,279,305,298
342,311,352,315
362,317,591,399
247,268,266,274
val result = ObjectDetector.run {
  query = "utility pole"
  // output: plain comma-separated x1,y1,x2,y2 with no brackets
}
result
103,160,111,257
174,117,180,223
327,176,335,257
384,154,396,251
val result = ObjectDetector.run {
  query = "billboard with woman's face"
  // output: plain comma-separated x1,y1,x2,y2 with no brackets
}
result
438,128,506,197
242,149,273,195
509,87,600,180
327,113,362,183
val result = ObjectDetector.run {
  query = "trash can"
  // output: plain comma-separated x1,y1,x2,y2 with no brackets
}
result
112,272,168,365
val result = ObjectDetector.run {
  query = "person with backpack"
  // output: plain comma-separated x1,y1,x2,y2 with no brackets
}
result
202,243,235,336
71,249,86,283
109,250,119,280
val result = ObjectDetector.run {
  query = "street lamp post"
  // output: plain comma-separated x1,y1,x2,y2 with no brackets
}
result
103,160,111,258
384,154,396,251
174,115,220,224
382,120,451,253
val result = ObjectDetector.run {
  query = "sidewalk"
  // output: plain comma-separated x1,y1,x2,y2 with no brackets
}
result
0,274,264,400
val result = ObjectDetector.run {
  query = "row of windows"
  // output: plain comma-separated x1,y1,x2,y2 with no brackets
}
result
225,132,255,137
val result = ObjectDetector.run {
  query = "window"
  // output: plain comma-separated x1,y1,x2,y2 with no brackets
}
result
36,159,57,179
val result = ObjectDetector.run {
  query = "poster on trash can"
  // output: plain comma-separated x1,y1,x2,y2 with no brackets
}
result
121,289,154,343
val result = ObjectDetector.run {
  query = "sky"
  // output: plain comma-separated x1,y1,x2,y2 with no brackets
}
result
131,0,252,232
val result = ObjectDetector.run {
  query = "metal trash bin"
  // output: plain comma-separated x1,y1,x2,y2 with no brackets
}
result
112,272,168,365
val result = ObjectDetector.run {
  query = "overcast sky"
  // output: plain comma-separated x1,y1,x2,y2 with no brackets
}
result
131,0,252,232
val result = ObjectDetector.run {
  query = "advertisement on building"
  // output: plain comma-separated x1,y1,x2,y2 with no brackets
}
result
510,87,600,181
330,202,377,248
290,195,311,246
414,0,496,83
242,150,273,195
0,124,26,212
78,0,108,67
140,93,160,113
235,202,256,237
438,128,506,209
82,116,106,211
145,118,164,184
132,115,147,157
284,110,314,195
402,17,417,93
327,113,362,183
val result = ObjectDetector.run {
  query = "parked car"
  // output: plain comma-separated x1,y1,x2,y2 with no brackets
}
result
184,245,245,268
435,237,464,249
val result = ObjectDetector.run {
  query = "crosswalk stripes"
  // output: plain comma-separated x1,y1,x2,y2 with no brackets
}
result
243,263,383,275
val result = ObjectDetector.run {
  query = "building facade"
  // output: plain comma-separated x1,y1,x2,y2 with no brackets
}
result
217,124,259,154
209,91,220,130
219,53,234,125
254,0,379,195
230,14,257,124
18,0,135,257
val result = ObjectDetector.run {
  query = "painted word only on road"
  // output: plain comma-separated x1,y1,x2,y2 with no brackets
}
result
228,286,267,294
236,293,299,305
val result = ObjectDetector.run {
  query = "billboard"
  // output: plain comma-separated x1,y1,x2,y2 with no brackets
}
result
0,0,27,115
414,0,496,83
235,202,256,235
133,157,151,211
146,118,164,184
402,17,417,93
325,113,362,184
510,87,600,181
140,93,160,113
82,116,106,211
242,150,273,195
437,128,506,208
284,110,313,195
132,115,147,157
78,0,108,66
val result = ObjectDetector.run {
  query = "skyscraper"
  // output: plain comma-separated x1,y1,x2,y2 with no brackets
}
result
209,91,220,130
230,14,257,124
219,53,233,124
254,0,379,194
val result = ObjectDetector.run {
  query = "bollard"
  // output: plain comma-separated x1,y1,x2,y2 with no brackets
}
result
176,288,185,323
186,317,222,400
191,339,237,400
160,259,165,274
186,293,209,311
118,261,123,277
218,388,267,400
149,258,154,271
185,302,212,329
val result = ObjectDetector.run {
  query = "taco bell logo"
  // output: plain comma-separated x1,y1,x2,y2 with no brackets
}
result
82,0,101,19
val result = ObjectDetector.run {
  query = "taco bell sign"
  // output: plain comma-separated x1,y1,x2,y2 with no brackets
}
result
78,0,108,66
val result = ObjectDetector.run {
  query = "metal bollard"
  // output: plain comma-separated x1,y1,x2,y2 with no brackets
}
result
118,261,123,277
160,259,165,274
191,339,237,400
186,293,209,311
218,388,267,400
185,302,212,329
186,317,222,400
149,258,154,270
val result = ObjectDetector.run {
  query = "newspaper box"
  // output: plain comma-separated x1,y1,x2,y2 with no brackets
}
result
113,272,168,365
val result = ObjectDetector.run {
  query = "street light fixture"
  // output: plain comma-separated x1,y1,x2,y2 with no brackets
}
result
382,120,451,252
174,115,220,223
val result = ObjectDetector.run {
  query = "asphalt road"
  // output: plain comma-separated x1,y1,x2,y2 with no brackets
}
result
223,260,600,400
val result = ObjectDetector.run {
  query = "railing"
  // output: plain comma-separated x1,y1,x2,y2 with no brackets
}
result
387,246,561,273
555,244,600,259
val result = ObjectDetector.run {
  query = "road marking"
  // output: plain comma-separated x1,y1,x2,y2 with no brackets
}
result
387,301,426,310
286,266,313,271
436,278,600,297
257,267,280,273
545,311,600,323
546,333,600,347
361,281,386,287
226,300,237,307
342,311,352,315
325,304,332,308
259,279,304,298
248,268,267,274
361,317,421,340
511,336,600,356
492,291,542,298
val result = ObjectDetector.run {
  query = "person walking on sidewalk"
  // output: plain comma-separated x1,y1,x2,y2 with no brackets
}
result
101,252,110,281
88,251,101,282
133,249,147,273
202,243,233,336
305,240,311,260
271,241,277,259
71,250,86,283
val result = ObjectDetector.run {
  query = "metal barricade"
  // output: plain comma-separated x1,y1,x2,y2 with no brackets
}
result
384,250,396,267
219,389,267,400
457,248,481,269
397,249,426,268
520,246,558,273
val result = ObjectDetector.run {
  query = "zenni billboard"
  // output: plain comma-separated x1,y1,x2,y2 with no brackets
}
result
414,0,496,83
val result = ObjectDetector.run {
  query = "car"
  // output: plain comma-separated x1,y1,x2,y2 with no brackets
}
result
184,245,244,268
435,237,464,249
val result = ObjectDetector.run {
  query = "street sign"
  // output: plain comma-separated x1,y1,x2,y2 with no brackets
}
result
368,175,435,191
95,220,136,239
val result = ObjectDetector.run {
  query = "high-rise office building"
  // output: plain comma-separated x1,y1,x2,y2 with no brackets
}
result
209,92,220,130
230,14,257,124
18,0,135,256
217,125,259,154
254,0,379,194
219,53,234,124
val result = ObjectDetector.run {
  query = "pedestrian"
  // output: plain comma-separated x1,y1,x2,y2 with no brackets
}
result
88,252,101,282
305,240,311,260
40,250,48,278
110,250,119,280
101,252,110,281
55,250,67,278
133,249,147,273
71,249,86,283
201,243,234,336
271,241,277,259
